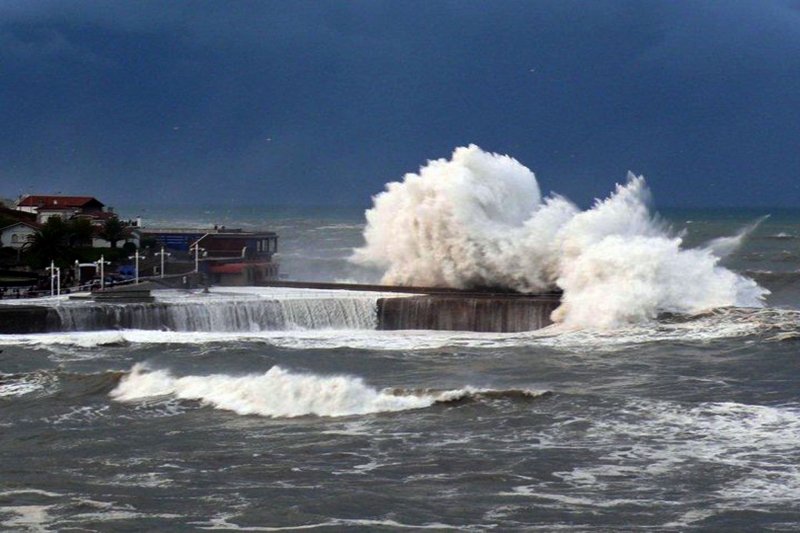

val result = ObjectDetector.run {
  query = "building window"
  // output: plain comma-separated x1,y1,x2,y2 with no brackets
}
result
11,234,18,243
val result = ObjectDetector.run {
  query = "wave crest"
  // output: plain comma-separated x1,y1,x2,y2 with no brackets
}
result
110,364,551,418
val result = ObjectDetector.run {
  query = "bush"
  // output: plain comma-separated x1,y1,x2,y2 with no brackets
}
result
122,241,137,255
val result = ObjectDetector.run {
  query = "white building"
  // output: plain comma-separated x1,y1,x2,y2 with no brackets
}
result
0,221,39,249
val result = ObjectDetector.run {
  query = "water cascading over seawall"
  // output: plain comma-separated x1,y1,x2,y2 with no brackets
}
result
0,287,560,334
53,298,379,332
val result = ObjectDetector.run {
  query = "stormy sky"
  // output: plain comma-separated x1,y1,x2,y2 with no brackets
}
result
1,0,799,208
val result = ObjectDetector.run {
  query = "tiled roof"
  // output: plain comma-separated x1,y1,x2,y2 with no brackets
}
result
16,195,105,208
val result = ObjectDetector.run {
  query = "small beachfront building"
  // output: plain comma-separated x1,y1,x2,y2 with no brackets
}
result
0,221,39,249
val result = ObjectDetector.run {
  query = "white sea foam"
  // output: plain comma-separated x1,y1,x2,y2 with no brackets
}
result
498,398,800,525
352,145,768,328
1,306,790,352
0,375,44,397
110,363,460,418
0,490,60,532
197,514,462,530
549,399,800,511
0,505,52,531
0,370,57,398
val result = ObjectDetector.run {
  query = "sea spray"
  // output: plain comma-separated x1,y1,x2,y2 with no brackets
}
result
703,215,770,259
352,145,768,328
351,145,568,292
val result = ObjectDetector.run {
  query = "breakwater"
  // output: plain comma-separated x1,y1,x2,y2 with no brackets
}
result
377,295,558,332
0,306,57,334
0,285,561,334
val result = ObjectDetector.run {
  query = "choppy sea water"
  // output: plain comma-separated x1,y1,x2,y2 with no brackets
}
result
2,205,800,532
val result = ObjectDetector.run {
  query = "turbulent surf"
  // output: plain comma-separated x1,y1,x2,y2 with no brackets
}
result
1,150,798,531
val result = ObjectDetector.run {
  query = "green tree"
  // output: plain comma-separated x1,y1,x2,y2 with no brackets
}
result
140,236,157,249
69,217,95,247
122,241,137,255
99,217,128,249
23,217,70,269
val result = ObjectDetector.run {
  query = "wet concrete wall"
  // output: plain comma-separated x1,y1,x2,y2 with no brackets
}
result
0,306,55,334
0,291,563,334
377,295,560,332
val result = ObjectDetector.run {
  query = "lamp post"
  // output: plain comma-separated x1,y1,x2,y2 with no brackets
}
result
129,252,146,284
155,246,171,278
95,255,111,290
47,261,60,296
190,242,205,273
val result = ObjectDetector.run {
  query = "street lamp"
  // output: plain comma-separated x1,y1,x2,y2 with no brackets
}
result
46,261,61,296
155,246,171,278
190,242,206,273
95,254,111,290
128,252,146,284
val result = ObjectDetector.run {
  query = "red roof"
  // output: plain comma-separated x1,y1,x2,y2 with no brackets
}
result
16,195,105,209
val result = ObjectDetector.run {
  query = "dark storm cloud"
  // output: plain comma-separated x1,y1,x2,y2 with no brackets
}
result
1,1,799,207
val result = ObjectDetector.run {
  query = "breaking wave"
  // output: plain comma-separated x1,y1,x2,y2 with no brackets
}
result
352,145,768,328
110,363,548,418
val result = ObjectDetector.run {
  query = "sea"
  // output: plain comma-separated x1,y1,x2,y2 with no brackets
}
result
2,197,800,531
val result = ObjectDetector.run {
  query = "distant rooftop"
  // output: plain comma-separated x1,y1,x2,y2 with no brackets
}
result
16,195,105,209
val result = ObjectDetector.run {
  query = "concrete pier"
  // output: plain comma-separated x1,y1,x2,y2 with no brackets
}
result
377,295,559,332
0,282,562,334
259,281,561,332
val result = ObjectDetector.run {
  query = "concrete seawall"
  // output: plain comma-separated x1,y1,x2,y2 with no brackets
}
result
0,306,55,334
378,295,559,332
0,283,562,334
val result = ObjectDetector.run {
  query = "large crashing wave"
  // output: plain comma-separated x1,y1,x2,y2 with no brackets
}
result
351,145,767,328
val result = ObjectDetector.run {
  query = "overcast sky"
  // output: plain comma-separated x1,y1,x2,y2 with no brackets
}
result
1,0,799,208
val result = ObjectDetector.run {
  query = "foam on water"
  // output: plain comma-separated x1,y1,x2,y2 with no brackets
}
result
0,370,58,398
503,398,800,524
1,306,791,352
0,489,182,531
0,490,59,532
594,399,800,509
352,145,768,328
198,514,464,531
110,363,484,418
